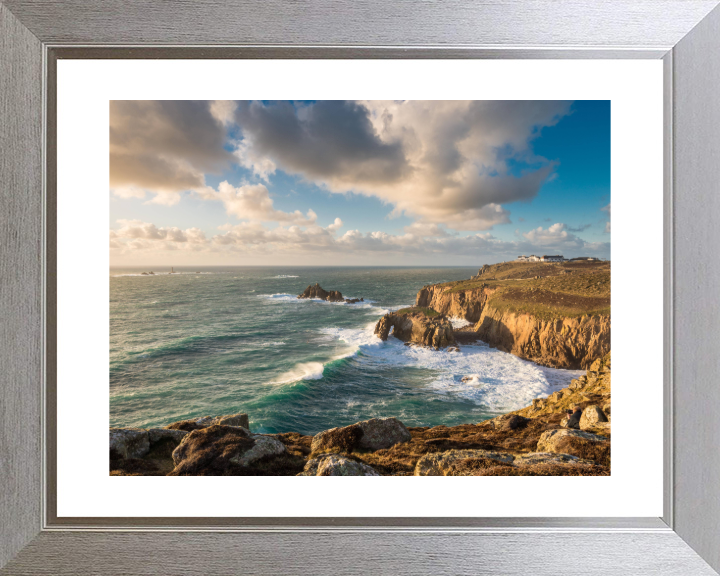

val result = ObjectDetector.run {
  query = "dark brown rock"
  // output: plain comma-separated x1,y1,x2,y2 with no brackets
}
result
310,424,364,455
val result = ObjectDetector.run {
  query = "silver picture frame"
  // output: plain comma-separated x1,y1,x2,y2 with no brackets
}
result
2,1,720,573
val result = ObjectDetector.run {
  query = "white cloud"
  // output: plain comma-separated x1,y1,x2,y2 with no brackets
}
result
111,220,207,248
111,217,608,261
199,182,318,225
110,101,234,203
209,100,237,126
233,100,571,231
602,203,611,234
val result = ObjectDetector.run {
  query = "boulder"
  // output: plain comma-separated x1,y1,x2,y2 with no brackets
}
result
414,449,515,476
147,428,188,446
357,417,412,450
492,414,530,431
579,405,609,430
110,428,149,459
215,413,250,429
298,454,380,476
536,429,610,466
603,401,611,418
165,412,250,432
311,424,364,455
169,425,287,475
229,435,287,467
531,398,546,410
537,429,608,453
568,379,583,391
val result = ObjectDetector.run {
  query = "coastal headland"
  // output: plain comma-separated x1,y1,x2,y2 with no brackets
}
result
110,261,611,477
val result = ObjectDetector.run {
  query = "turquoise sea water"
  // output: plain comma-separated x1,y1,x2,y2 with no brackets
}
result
110,267,583,434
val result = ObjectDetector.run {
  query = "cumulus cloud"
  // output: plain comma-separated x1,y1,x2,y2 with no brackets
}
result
235,100,408,185
522,223,607,255
110,101,234,201
209,100,237,126
232,100,571,231
198,182,318,225
110,217,608,262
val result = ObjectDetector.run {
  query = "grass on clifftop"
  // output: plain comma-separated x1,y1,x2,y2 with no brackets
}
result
396,306,441,318
435,261,610,320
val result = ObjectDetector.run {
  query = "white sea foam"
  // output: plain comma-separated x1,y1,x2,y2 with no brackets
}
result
274,361,325,384
259,292,381,311
321,325,584,413
271,275,300,278
450,317,473,329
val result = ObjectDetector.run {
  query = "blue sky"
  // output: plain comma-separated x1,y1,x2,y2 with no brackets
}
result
109,100,610,265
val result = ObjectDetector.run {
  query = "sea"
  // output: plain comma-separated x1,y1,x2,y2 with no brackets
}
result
110,266,583,434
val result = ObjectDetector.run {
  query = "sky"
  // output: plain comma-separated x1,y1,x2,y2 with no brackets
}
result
109,100,610,266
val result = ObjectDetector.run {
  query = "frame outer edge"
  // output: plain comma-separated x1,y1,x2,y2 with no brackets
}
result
0,2,44,570
1,0,719,574
671,3,720,574
1,0,719,47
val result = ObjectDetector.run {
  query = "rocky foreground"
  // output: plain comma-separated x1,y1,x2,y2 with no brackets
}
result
110,353,611,477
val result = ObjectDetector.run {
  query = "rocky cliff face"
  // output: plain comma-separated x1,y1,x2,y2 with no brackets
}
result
416,283,608,369
474,307,609,370
416,284,492,322
374,310,456,349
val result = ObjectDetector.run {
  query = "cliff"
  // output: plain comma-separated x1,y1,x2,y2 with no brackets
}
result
374,307,456,349
415,261,610,369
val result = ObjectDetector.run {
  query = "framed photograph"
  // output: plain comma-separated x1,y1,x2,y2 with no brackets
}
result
2,1,720,574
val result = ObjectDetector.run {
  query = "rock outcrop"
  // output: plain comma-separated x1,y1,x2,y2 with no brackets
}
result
311,424,365,455
374,309,456,349
414,448,598,476
310,417,411,455
517,352,611,424
579,405,609,430
298,454,380,476
536,429,610,467
110,428,150,459
169,425,289,475
166,412,249,432
297,283,364,304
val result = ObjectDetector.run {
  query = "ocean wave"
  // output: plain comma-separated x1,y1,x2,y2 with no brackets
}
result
321,325,583,413
274,361,325,384
271,275,300,278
